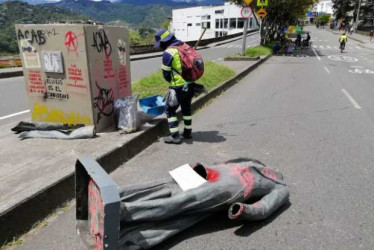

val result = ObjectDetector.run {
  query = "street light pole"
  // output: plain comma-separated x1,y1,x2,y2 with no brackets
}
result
241,18,249,56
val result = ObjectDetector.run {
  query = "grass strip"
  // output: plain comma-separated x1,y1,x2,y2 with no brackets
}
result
244,44,274,57
132,61,236,98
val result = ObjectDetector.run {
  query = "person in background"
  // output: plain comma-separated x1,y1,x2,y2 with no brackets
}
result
370,30,374,42
154,29,195,144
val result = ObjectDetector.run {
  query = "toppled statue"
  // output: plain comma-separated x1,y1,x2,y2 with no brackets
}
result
76,156,290,250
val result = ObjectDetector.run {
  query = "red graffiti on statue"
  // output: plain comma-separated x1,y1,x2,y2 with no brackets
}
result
103,57,115,79
206,168,220,182
230,164,255,198
261,167,279,181
88,179,104,250
118,65,129,96
28,70,45,95
67,64,88,94
65,31,78,55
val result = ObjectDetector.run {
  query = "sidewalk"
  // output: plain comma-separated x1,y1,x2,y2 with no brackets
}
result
0,56,270,246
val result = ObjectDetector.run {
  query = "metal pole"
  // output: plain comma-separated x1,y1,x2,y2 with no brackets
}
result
241,18,249,56
194,28,207,49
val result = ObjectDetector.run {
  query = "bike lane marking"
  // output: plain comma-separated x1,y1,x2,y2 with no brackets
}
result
312,47,321,61
341,89,362,109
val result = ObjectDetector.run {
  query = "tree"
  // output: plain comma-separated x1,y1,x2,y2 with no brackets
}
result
228,0,316,44
318,13,331,25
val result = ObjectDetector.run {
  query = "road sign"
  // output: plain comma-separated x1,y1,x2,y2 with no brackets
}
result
257,7,268,19
242,0,253,5
257,0,268,7
241,6,253,19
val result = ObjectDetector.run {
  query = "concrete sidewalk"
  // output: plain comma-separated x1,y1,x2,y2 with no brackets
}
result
0,56,270,246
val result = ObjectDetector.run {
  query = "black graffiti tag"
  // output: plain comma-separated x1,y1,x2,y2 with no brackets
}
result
91,30,112,57
93,81,114,123
17,29,46,45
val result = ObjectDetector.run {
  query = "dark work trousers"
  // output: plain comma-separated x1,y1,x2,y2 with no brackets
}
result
165,84,195,138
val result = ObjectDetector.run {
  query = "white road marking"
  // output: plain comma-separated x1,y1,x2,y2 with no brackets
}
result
319,45,324,49
326,45,331,49
355,46,361,49
324,66,330,74
0,110,30,120
313,45,318,48
341,89,362,109
328,55,358,62
334,46,338,49
312,47,321,61
217,58,223,61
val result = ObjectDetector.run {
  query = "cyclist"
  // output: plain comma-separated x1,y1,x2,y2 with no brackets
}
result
339,33,348,51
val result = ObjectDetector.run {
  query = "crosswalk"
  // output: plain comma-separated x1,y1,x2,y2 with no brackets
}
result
313,45,362,50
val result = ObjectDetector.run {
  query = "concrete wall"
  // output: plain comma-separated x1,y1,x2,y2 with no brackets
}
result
15,24,131,132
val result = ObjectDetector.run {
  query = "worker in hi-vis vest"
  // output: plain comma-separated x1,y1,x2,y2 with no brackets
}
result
154,29,195,144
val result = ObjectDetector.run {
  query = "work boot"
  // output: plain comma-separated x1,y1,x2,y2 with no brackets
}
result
163,134,182,144
182,131,192,139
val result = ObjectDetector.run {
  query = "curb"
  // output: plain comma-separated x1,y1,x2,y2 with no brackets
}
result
0,70,23,79
0,54,271,246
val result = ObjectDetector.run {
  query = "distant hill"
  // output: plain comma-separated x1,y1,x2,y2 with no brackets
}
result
0,0,225,6
47,0,173,28
0,1,87,53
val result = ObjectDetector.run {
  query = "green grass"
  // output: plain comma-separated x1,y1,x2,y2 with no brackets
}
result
245,44,273,57
132,61,236,98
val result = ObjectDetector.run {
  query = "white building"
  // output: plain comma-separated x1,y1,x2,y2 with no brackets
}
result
312,0,333,15
171,3,258,42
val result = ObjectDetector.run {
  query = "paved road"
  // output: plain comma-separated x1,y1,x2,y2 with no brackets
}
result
0,34,260,125
15,27,374,249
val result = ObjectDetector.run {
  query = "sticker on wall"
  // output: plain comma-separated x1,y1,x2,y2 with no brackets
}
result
42,51,64,73
20,39,41,68
117,39,127,66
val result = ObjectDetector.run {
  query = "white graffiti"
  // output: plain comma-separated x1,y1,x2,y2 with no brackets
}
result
328,55,358,62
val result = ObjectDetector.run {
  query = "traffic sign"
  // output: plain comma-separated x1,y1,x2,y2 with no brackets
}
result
257,7,268,19
257,0,268,7
242,0,253,5
241,6,253,19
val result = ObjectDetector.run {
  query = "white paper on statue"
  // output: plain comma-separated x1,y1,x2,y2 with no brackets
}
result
169,164,207,191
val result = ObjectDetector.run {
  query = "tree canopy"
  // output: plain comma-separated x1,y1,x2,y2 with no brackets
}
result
228,0,316,43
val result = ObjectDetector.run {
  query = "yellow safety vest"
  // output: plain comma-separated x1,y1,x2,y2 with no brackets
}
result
161,48,186,87
339,35,347,43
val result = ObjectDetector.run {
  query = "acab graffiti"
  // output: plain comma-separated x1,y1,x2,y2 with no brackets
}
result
92,30,112,57
93,81,114,123
17,29,46,46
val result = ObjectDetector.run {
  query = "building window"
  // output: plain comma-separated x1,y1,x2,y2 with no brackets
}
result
215,9,224,14
249,18,253,28
215,31,220,37
237,18,245,29
196,23,201,26
215,19,220,29
202,22,211,29
223,18,228,29
187,23,192,27
229,18,236,29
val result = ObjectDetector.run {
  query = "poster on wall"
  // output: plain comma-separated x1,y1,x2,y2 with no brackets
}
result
42,51,64,73
20,39,41,68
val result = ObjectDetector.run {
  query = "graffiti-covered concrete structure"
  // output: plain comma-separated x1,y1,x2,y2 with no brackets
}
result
15,24,131,132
